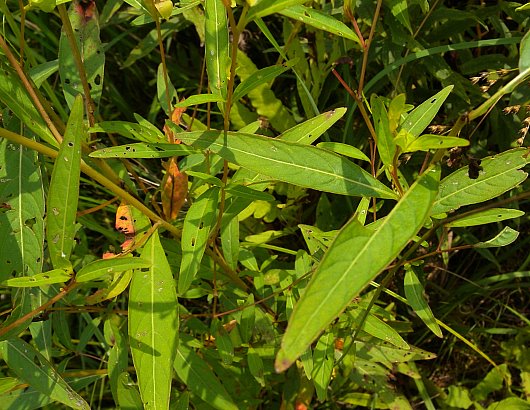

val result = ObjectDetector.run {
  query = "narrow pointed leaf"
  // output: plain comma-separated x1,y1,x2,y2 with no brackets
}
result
1,269,72,287
175,94,224,107
431,148,529,215
0,137,45,282
275,167,440,372
446,208,525,228
404,134,469,152
167,127,397,199
46,95,84,269
90,121,165,143
174,343,238,410
0,338,90,409
232,64,289,103
179,187,219,294
372,96,396,167
205,0,228,99
351,309,409,349
404,269,442,337
278,108,347,144
76,257,151,282
90,142,199,158
59,0,105,110
400,86,453,138
246,0,306,21
0,68,56,146
316,142,370,162
279,5,359,42
129,230,179,409
475,226,519,248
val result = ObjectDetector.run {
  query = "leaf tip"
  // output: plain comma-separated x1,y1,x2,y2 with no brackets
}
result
274,351,292,373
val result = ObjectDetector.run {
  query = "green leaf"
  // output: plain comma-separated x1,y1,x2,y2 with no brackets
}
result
27,0,56,12
275,166,440,372
316,142,370,162
0,138,45,282
355,339,437,363
174,342,238,410
279,108,347,143
205,0,229,100
175,94,224,107
157,63,179,115
90,143,199,159
475,226,519,248
232,64,290,103
404,134,469,152
59,0,105,111
0,68,56,147
221,216,239,270
116,372,144,409
519,30,530,72
167,127,397,199
431,148,529,215
350,308,409,349
46,95,84,269
247,347,265,387
76,257,151,282
179,187,220,294
399,86,453,138
1,269,72,287
129,230,179,409
404,268,442,337
246,0,306,21
446,208,525,228
384,0,412,33
0,338,90,409
311,332,334,401
278,5,360,43
90,120,166,143
372,96,396,168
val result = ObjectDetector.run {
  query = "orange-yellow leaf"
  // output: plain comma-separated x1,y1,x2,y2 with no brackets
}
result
162,158,188,221
116,202,135,250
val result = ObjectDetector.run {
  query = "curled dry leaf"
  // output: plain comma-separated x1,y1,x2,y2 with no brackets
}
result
162,157,188,221
161,105,188,221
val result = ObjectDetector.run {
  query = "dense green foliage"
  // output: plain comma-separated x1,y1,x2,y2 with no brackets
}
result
1,0,530,409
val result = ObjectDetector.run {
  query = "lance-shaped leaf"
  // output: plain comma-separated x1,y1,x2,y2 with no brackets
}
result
90,142,199,158
431,148,529,215
399,86,453,138
174,342,238,410
475,226,519,248
404,268,442,337
76,257,151,282
205,0,228,100
179,186,219,294
59,0,105,111
129,230,179,409
166,127,397,200
1,269,72,287
446,208,525,228
232,64,290,103
279,5,360,43
246,0,306,21
404,134,469,152
46,95,84,269
0,338,90,409
275,166,440,372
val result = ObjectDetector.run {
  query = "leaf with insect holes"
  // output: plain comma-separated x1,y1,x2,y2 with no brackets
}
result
46,95,84,269
59,0,105,111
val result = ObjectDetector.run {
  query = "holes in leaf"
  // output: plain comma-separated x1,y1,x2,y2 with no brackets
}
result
25,217,37,229
431,98,436,103
191,237,196,247
65,78,71,85
199,222,204,229
94,74,101,86
68,142,74,147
